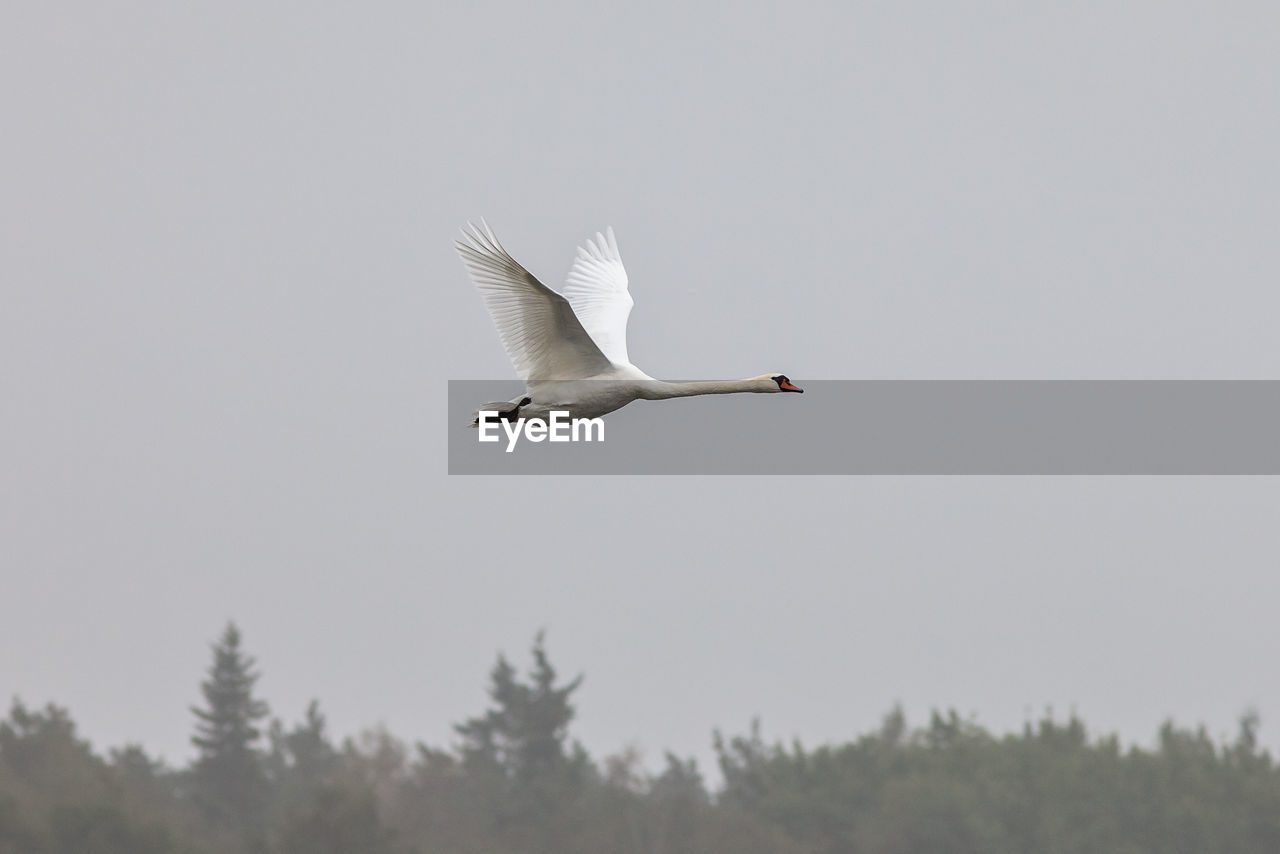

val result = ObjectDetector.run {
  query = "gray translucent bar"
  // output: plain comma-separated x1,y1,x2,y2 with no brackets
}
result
448,381,1280,474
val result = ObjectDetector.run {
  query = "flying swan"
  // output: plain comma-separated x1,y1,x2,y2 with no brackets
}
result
456,221,802,424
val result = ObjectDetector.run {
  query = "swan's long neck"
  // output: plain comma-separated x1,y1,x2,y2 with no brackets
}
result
638,379,768,400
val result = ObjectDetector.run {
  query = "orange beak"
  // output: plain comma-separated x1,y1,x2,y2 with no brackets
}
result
779,379,803,392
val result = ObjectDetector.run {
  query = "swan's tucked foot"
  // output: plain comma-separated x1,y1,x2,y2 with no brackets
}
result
468,396,532,427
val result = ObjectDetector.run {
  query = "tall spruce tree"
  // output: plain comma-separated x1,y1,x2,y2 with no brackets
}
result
189,622,269,829
454,632,588,847
266,700,339,820
455,631,583,784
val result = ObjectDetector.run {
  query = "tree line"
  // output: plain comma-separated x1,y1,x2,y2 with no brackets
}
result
3,622,1279,853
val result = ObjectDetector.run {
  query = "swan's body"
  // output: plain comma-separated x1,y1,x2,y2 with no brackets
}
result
456,221,801,422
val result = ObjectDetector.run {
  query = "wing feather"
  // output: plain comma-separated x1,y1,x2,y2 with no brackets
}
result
456,221,612,381
561,226,634,367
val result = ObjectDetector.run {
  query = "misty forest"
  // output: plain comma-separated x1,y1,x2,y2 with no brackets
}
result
3,623,1279,854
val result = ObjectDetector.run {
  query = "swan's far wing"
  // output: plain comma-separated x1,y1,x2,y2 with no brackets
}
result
562,227,634,367
456,222,613,381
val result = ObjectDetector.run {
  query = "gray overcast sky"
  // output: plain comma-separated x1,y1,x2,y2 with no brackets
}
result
2,2,1279,775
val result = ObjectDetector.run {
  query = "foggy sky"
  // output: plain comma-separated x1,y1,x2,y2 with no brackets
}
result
2,2,1279,775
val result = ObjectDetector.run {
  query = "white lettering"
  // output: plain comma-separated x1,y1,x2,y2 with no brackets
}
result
477,411,500,442
549,410,571,442
479,413,606,452
501,417,522,453
573,417,604,442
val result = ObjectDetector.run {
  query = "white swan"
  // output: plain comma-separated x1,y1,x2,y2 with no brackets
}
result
456,221,802,423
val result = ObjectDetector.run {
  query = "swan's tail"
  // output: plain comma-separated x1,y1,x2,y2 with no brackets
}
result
469,398,528,428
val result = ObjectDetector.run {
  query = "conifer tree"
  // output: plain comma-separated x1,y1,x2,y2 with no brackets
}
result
454,632,587,848
455,631,583,784
266,700,338,820
189,621,269,829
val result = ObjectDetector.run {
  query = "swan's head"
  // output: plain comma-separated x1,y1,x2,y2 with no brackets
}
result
767,374,803,393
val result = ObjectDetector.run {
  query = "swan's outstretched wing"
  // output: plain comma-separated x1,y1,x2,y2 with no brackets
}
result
561,227,634,367
456,221,613,381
